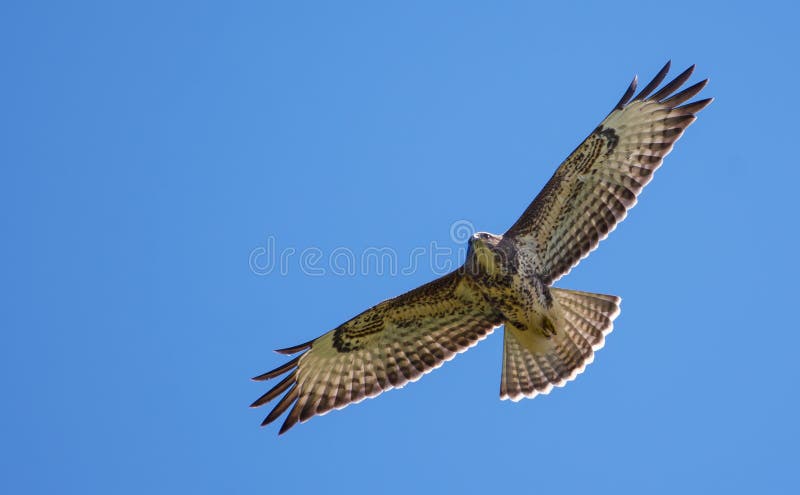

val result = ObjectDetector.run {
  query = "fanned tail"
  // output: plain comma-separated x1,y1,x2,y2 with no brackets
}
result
500,288,620,401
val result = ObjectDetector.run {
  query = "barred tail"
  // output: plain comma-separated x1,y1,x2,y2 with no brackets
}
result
500,288,621,401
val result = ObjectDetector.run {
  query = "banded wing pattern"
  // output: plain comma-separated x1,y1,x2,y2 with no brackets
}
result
504,61,712,285
251,270,503,434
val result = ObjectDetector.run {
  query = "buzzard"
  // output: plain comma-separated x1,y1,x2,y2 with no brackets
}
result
252,62,711,434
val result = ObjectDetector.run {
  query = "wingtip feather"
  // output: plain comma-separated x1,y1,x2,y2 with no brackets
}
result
633,60,671,101
274,339,314,355
661,79,709,108
279,401,303,434
252,355,300,381
677,97,713,114
261,385,298,427
251,369,298,408
650,64,695,102
613,75,638,111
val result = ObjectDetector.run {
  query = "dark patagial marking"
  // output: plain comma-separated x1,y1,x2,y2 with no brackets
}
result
332,326,360,353
596,125,619,154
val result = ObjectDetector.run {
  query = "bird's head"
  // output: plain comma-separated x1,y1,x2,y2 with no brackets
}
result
469,232,502,249
466,232,505,275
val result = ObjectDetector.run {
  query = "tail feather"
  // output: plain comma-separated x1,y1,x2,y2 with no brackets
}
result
500,288,621,401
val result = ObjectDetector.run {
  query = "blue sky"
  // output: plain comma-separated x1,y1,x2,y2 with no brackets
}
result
3,1,799,493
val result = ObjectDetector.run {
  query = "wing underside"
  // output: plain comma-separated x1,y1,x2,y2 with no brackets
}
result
504,62,712,284
251,271,503,434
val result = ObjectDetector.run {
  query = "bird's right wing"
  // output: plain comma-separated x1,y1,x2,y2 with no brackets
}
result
251,270,503,434
504,62,712,285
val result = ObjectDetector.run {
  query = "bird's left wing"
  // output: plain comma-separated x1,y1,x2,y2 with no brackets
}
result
504,62,712,285
251,270,503,434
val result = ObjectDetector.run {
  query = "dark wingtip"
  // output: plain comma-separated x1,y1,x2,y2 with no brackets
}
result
277,399,303,435
650,64,695,102
251,369,298,408
260,385,298,428
613,75,638,111
633,60,672,101
678,96,714,114
660,79,709,108
252,355,300,382
274,339,314,355
278,418,296,435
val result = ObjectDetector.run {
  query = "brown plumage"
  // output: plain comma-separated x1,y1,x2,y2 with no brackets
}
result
252,62,711,434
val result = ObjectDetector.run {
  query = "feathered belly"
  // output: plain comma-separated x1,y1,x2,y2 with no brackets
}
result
486,273,561,338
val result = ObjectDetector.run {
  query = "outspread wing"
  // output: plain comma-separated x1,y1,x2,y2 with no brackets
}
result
251,270,503,434
504,62,712,285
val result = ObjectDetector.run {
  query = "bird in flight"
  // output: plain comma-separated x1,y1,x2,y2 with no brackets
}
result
252,62,711,434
